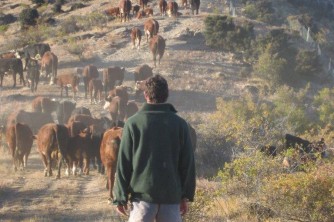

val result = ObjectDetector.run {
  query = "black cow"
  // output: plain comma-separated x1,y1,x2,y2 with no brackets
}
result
26,58,40,92
189,0,200,15
56,100,76,124
71,107,92,117
285,134,326,157
0,58,25,87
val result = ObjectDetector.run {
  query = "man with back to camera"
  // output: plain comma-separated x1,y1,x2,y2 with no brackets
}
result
113,74,196,221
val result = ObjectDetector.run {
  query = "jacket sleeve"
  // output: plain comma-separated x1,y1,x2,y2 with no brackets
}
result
179,122,196,202
113,123,133,206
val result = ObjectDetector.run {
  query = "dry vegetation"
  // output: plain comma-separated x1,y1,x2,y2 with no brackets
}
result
1,0,334,221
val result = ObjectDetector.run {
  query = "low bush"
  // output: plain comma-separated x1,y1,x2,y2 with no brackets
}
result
19,8,39,29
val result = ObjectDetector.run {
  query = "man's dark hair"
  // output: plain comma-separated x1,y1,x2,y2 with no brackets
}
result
145,75,169,103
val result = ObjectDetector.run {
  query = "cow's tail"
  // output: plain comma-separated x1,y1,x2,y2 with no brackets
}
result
53,124,68,164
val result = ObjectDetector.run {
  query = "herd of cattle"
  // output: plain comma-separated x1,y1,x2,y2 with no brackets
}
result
1,87,198,201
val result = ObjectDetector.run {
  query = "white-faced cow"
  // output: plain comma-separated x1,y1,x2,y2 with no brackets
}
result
149,35,166,67
144,18,159,42
166,1,178,17
18,43,51,70
0,58,25,88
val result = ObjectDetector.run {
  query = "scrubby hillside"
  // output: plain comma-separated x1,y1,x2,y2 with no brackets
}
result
1,0,334,221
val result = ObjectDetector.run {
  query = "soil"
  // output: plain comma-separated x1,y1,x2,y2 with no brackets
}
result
0,0,248,221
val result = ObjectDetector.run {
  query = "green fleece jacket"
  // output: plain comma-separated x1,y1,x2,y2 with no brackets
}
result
113,103,196,205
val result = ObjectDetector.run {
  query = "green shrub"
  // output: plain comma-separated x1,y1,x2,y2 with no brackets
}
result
59,16,79,34
313,87,334,127
243,0,274,24
31,0,45,6
262,163,334,221
294,50,322,77
0,25,8,33
66,38,85,60
204,15,254,52
19,8,39,28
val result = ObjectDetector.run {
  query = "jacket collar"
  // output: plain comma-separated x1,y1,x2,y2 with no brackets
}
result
140,103,178,113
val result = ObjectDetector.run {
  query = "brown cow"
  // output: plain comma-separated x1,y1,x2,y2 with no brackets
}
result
100,127,123,201
133,64,153,98
32,96,59,114
134,64,153,82
166,1,178,17
131,27,142,49
35,123,69,178
66,124,92,176
82,64,99,99
102,66,125,95
7,110,54,134
144,7,153,16
6,123,34,171
89,79,103,104
118,0,132,22
40,51,58,85
55,72,80,99
159,0,167,16
149,35,166,67
0,51,16,59
144,18,159,42
108,96,128,124
104,7,120,18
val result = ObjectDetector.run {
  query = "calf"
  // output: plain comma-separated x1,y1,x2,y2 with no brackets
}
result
100,127,123,201
55,73,80,98
32,96,59,114
144,19,159,42
35,123,69,178
166,1,178,17
102,66,125,95
89,79,103,104
131,27,142,49
149,35,166,67
104,7,120,18
82,64,99,99
159,0,167,16
6,123,33,171
40,51,58,85
56,100,76,124
7,110,54,134
0,58,25,87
